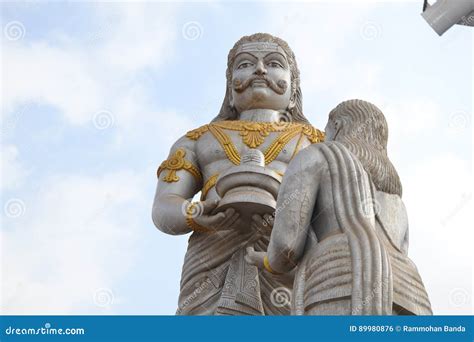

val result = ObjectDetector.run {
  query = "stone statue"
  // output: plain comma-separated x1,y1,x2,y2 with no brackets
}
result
246,99,432,315
152,33,324,315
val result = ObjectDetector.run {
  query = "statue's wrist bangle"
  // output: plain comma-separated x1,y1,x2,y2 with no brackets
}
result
185,202,213,233
186,216,213,233
264,255,282,275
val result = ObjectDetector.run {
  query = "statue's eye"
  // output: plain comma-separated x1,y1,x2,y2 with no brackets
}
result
238,62,252,69
267,61,283,68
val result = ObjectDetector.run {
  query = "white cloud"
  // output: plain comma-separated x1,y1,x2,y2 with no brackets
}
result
1,169,149,314
1,2,178,127
401,155,472,314
0,144,29,191
262,3,377,93
0,3,192,314
384,99,441,136
2,42,103,125
93,3,177,73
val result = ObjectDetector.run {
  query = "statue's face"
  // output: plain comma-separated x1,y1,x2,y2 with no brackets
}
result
230,42,292,114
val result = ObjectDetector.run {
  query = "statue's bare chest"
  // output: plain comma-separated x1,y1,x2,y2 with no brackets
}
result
196,129,305,178
192,129,305,201
184,121,324,185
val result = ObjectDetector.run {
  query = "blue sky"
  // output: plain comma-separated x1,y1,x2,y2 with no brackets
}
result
1,1,472,314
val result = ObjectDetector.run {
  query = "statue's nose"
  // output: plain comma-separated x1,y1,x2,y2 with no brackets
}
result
254,60,267,75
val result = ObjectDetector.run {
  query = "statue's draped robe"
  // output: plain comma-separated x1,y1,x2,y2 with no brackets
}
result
287,142,431,315
177,229,291,315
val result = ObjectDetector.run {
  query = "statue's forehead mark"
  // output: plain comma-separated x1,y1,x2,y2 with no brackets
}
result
239,42,280,52
234,43,288,64
235,42,287,58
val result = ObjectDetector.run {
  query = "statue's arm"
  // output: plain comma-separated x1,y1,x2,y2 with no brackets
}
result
267,146,321,273
152,136,202,235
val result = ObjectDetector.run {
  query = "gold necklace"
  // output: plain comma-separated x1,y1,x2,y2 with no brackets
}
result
209,124,304,165
212,121,297,148
185,120,324,200
186,120,324,149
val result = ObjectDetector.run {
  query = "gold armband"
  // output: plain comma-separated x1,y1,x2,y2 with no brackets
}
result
264,255,282,275
200,174,219,201
185,202,213,233
157,148,202,183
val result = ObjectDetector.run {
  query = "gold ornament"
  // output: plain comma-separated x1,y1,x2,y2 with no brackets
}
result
185,202,213,233
201,174,219,200
185,121,324,148
302,125,325,143
208,125,242,165
213,121,296,148
157,148,202,183
186,125,209,140
263,255,282,275
208,124,306,165
214,121,273,148
183,121,324,192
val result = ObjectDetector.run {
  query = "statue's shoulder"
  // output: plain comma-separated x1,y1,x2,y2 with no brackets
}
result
167,123,210,154
185,123,210,141
169,133,198,156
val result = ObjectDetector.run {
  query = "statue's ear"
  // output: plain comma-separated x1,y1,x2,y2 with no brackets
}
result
286,91,296,115
288,98,295,112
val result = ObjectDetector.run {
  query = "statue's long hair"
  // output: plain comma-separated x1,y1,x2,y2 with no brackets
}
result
212,33,309,123
329,99,403,196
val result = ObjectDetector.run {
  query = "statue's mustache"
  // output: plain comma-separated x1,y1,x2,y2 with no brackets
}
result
232,76,288,95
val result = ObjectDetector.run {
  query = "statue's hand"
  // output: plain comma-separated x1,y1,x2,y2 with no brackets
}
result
244,246,266,269
251,213,274,236
193,200,240,232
